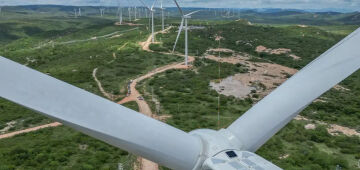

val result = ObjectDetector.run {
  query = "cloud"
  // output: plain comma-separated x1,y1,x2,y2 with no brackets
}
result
0,0,359,11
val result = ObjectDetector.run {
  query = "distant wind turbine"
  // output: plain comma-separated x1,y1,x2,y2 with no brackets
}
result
118,7,123,24
117,0,123,24
78,8,81,17
128,7,132,21
74,9,78,18
160,0,165,30
100,8,105,17
172,0,200,66
139,0,158,43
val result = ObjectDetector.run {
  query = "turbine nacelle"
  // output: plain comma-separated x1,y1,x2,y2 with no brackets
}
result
189,129,281,169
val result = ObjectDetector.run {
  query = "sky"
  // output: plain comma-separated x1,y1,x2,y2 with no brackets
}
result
0,0,359,12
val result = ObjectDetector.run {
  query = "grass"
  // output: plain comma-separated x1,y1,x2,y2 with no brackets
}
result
0,126,136,170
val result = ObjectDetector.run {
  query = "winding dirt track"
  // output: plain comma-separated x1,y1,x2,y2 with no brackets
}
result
139,26,173,52
92,68,122,101
118,27,193,170
117,60,194,170
0,122,62,139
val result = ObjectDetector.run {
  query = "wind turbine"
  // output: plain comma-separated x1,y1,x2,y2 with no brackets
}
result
139,0,158,43
78,8,81,17
74,8,78,18
118,6,123,25
0,27,360,170
160,0,165,30
172,0,200,66
99,8,105,17
128,7,132,21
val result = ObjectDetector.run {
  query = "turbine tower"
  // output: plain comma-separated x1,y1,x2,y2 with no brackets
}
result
118,7,123,24
0,27,360,170
160,0,165,30
100,8,105,17
117,0,123,24
78,8,81,16
172,0,200,66
74,8,78,18
128,7,132,21
139,0,158,43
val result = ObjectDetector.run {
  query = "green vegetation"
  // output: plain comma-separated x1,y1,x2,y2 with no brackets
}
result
0,100,52,133
154,20,350,69
258,121,359,169
138,58,250,131
122,101,139,112
0,126,136,170
303,71,360,130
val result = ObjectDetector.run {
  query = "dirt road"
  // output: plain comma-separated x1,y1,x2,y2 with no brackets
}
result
139,26,173,52
117,58,193,170
92,68,121,101
118,27,193,170
0,122,62,139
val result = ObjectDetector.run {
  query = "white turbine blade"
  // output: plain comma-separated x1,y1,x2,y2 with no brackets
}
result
172,0,184,16
138,0,151,11
0,57,202,170
185,10,200,16
227,27,360,152
151,0,158,10
172,18,184,53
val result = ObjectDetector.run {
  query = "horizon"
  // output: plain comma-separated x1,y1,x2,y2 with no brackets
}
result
0,5,359,13
0,0,359,13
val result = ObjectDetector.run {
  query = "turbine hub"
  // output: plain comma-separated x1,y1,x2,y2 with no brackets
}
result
189,129,281,170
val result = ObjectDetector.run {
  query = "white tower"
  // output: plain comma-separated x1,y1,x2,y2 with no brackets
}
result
161,0,165,30
139,0,157,43
172,0,200,66
74,9,78,18
128,7,131,21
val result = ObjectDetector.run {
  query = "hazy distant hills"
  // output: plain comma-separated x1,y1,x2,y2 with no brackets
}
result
339,13,360,24
1,5,359,25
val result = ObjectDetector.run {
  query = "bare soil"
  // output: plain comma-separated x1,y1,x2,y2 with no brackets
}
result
205,53,297,99
294,115,360,137
0,121,17,134
255,45,301,60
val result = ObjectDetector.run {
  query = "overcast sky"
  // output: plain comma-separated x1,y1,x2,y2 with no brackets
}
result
0,0,359,11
